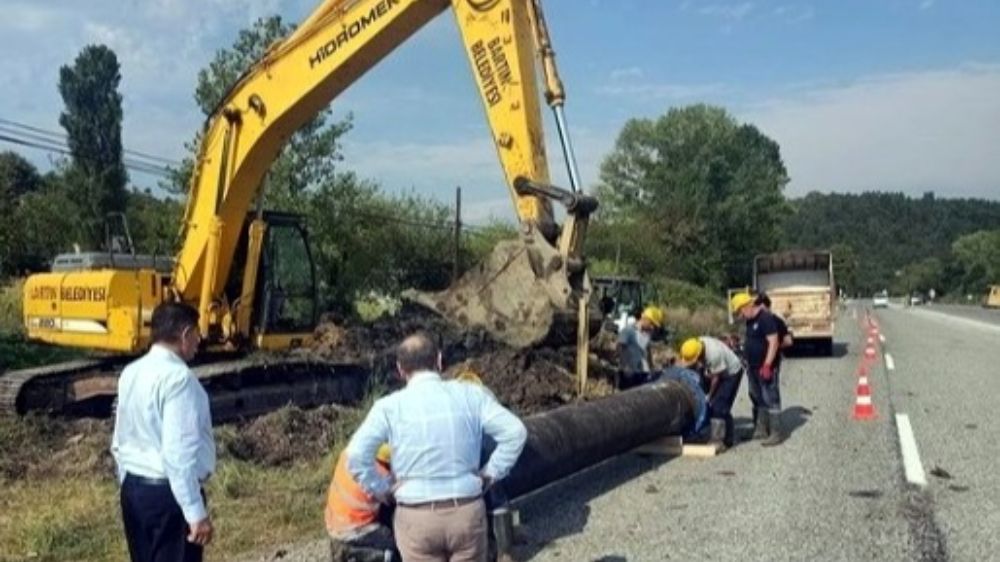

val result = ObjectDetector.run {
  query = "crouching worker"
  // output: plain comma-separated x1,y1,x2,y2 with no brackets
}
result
650,365,709,440
678,337,744,450
325,444,396,562
617,306,665,389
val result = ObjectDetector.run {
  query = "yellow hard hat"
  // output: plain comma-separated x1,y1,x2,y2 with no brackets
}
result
641,306,665,328
679,338,704,366
455,370,484,386
376,444,391,464
730,292,754,313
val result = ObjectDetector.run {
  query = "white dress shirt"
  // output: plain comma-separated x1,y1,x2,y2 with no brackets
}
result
111,344,216,523
346,371,527,505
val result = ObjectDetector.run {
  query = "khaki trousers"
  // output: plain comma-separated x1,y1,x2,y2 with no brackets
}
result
393,499,487,562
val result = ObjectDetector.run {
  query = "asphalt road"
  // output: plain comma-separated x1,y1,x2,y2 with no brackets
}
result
508,304,998,562
911,303,1000,328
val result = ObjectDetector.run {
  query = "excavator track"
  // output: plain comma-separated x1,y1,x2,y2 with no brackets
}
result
0,355,370,423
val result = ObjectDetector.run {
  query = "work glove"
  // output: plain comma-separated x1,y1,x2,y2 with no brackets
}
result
759,364,774,382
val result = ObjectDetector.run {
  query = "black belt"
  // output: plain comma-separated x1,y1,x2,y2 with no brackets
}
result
400,495,481,510
125,473,170,487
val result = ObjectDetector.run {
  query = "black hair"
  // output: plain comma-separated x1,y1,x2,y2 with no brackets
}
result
150,302,200,344
755,293,772,308
396,332,439,373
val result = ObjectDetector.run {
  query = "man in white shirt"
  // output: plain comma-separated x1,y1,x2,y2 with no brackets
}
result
112,302,216,562
346,332,527,562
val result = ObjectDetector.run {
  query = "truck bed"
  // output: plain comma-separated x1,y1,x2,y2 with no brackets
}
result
768,288,834,340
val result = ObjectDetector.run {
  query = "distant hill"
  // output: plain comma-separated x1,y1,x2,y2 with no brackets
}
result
781,191,1000,293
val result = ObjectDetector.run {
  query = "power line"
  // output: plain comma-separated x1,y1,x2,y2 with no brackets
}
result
0,132,172,178
0,116,181,167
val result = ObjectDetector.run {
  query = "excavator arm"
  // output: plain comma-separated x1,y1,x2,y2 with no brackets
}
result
173,0,595,347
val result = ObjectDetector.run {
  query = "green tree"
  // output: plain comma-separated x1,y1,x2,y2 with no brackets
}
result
125,189,184,255
829,242,859,295
596,104,790,289
951,230,1000,294
0,152,42,275
892,257,944,296
12,174,82,272
0,151,41,199
783,192,1000,293
58,45,128,247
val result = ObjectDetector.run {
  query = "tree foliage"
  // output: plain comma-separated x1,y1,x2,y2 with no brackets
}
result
593,104,790,290
951,230,1000,295
58,45,128,247
782,192,1000,295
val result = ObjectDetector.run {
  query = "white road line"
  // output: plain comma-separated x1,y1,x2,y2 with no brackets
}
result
896,414,927,486
879,334,886,344
885,353,895,371
858,376,869,385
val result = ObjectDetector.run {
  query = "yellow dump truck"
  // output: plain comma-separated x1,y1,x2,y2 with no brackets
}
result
986,285,1000,308
753,251,835,355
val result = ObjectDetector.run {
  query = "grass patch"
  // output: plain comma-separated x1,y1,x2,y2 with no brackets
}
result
0,477,124,562
0,401,377,562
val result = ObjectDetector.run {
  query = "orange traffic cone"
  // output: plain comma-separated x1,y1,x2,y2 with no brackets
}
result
853,378,876,420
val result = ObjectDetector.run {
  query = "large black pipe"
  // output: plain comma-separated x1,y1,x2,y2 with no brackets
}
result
502,380,696,499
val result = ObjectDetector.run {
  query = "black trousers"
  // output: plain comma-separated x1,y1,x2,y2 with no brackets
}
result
120,475,203,562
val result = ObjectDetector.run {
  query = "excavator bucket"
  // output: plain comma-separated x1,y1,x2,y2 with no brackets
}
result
405,230,583,348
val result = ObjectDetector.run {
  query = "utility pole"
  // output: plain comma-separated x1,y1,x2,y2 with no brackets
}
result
453,186,462,283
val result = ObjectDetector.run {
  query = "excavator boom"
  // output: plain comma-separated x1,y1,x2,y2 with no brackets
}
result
12,0,595,417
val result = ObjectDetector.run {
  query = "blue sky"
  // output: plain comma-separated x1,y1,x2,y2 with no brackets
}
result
1,0,998,223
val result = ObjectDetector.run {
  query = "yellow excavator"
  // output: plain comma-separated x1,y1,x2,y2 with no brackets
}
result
5,0,596,419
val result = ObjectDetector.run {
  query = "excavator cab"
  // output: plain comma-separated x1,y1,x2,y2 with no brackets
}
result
224,212,318,350
254,214,317,336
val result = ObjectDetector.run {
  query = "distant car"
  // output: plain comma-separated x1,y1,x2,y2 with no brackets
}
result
910,294,923,306
873,293,889,308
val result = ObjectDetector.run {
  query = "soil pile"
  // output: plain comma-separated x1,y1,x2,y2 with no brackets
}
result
0,416,114,481
222,404,358,467
306,305,617,416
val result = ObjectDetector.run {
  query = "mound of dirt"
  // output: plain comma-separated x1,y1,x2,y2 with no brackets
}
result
0,416,114,481
223,404,357,467
307,305,617,416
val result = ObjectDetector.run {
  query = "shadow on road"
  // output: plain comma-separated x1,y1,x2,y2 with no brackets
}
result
509,454,668,561
785,341,849,359
734,404,812,442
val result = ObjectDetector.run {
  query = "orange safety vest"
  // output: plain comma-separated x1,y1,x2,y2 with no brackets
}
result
324,450,389,538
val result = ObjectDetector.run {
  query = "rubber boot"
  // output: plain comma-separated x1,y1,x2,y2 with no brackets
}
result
751,408,769,440
708,418,727,452
761,410,785,447
724,416,737,448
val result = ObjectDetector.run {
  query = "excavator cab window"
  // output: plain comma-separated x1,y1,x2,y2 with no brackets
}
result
256,216,317,334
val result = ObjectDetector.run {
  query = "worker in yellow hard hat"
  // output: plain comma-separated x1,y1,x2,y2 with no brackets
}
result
325,443,397,561
732,291,785,446
616,305,664,389
679,336,745,450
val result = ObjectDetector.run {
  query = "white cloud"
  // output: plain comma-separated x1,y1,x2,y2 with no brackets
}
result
597,82,727,101
0,2,65,32
698,2,755,21
744,63,1000,198
599,65,725,101
609,66,644,81
772,4,815,23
